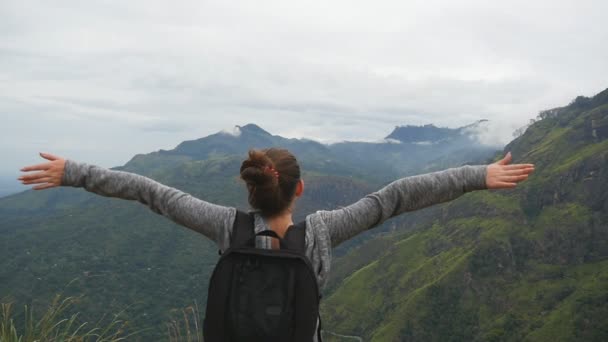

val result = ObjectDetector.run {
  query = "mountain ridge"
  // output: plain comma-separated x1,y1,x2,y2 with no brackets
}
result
112,119,497,185
321,88,608,341
384,120,488,144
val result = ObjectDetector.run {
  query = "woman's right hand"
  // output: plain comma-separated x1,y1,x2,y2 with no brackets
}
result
18,152,66,190
486,152,535,189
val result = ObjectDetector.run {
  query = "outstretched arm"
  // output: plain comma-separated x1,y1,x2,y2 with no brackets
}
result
18,152,235,243
319,152,534,247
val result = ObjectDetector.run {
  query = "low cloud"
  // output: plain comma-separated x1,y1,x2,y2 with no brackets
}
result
220,126,242,137
463,120,520,147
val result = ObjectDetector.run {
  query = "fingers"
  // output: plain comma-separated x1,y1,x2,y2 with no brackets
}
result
18,171,48,182
504,168,535,176
495,153,535,172
19,152,63,171
504,164,535,170
497,152,512,165
20,177,53,185
40,152,60,161
17,153,65,191
500,174,529,183
20,174,59,190
20,162,52,172
486,158,535,189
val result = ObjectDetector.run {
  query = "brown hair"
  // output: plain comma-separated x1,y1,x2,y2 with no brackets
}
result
240,148,301,217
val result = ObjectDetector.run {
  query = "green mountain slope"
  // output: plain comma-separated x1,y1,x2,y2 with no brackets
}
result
321,89,608,341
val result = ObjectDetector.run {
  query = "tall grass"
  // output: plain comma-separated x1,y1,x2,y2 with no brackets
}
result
0,294,141,342
166,301,203,342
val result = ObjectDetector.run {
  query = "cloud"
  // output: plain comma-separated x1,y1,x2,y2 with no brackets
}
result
461,120,506,147
1,0,607,174
220,126,242,137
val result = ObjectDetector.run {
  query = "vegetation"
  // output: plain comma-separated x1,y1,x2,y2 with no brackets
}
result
321,88,608,341
166,302,203,342
0,294,137,341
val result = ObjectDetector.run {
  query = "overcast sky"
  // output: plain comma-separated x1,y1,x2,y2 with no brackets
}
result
2,0,607,180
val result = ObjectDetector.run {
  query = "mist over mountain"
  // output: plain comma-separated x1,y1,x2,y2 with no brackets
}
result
120,121,497,183
330,120,496,177
385,120,489,144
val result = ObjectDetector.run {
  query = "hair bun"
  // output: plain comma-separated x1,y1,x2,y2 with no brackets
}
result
240,150,277,187
239,148,300,217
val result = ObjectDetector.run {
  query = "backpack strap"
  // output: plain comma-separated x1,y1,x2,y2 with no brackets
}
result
229,210,307,252
282,220,307,253
231,210,256,249
317,314,323,342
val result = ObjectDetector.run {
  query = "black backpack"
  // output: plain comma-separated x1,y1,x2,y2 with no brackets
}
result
203,210,322,342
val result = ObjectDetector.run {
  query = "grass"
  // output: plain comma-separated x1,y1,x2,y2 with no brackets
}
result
521,126,569,161
166,302,203,342
1,293,207,342
553,139,608,173
0,294,142,342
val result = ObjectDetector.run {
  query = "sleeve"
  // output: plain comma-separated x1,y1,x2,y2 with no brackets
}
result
61,159,236,244
316,165,488,247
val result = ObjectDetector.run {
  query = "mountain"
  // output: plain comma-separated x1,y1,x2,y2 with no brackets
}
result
330,120,497,178
0,174,25,198
0,186,20,199
321,89,608,341
121,122,497,183
0,121,495,340
385,120,488,144
159,124,331,165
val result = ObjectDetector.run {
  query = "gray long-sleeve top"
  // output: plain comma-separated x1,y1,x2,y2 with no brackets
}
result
61,160,488,290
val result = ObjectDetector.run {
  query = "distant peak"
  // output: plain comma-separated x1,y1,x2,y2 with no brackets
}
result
237,123,272,136
459,119,489,130
385,124,456,143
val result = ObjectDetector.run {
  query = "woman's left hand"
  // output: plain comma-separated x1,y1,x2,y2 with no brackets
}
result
18,152,66,190
486,152,535,189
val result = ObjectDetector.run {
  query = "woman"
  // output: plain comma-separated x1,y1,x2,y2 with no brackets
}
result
18,149,534,339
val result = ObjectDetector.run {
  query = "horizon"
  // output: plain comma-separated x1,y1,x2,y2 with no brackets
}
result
4,118,494,171
2,118,501,197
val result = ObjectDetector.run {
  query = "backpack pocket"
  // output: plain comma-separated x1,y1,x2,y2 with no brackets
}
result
229,255,296,341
